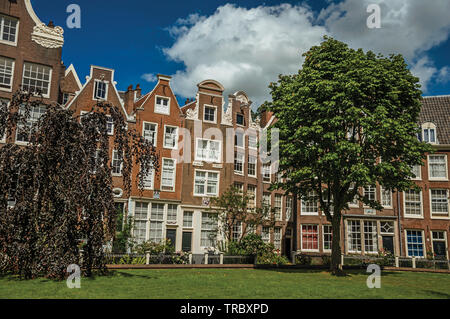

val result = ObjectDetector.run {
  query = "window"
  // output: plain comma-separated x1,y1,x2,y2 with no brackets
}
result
0,56,14,91
155,96,170,114
204,105,216,122
380,221,394,234
262,227,270,243
111,150,123,175
406,230,424,257
161,158,176,191
196,139,221,163
263,193,271,207
142,168,154,190
201,213,217,247
430,189,449,217
381,187,392,208
94,80,107,100
274,228,282,250
22,63,52,98
274,194,282,221
164,126,178,149
422,123,437,144
428,155,447,180
194,170,219,196
323,225,332,251
183,211,193,228
0,15,18,44
404,189,422,217
363,185,376,203
262,163,271,182
247,185,256,210
150,203,164,243
16,104,46,143
232,221,242,242
347,220,362,253
235,131,244,148
431,231,447,259
106,116,114,135
301,225,319,251
248,155,257,177
234,182,243,194
236,113,244,126
62,93,70,105
349,184,359,206
234,151,244,174
248,135,257,149
364,221,378,253
411,165,422,180
167,204,178,222
143,122,157,146
134,202,148,243
285,196,293,221
301,191,318,215
0,99,8,142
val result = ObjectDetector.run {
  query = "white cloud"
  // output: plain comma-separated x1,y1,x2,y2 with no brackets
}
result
437,66,450,83
141,73,157,83
152,0,450,107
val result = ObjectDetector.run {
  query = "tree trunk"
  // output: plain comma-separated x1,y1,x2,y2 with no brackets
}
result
330,215,344,276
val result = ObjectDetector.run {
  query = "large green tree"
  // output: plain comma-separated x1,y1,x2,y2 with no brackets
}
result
266,37,432,274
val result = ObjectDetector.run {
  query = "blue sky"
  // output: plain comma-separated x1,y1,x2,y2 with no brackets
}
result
32,0,450,107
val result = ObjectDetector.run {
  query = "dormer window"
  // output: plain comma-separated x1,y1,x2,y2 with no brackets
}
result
0,15,18,45
155,96,170,115
94,80,108,100
204,105,216,123
422,122,437,144
236,114,244,126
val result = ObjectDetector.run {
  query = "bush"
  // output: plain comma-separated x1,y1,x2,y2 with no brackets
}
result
295,254,312,265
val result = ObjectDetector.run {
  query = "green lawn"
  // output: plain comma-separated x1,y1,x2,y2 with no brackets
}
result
0,269,449,299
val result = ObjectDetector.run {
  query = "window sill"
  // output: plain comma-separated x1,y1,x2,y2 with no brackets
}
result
403,215,424,219
0,40,17,47
430,215,450,220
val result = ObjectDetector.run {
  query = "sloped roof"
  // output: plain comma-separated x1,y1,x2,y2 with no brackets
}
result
420,95,450,145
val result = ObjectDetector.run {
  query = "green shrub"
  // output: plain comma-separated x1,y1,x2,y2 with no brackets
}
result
295,254,312,265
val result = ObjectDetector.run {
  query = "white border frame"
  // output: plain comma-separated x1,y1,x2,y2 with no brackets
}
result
403,189,424,219
22,61,53,99
161,157,177,192
163,125,178,150
193,169,220,197
142,121,158,147
203,104,217,124
428,154,448,181
154,95,171,115
405,229,426,258
0,14,19,47
92,79,109,101
0,56,14,92
300,224,320,252
195,138,222,163
429,188,450,220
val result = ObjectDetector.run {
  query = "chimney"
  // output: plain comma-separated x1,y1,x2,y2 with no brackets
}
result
259,107,274,128
157,74,172,83
124,85,134,115
135,84,142,99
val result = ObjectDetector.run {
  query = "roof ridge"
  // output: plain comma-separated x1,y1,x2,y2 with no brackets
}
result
423,94,450,98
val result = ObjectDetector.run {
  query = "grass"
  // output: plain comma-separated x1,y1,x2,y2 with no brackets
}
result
0,269,449,299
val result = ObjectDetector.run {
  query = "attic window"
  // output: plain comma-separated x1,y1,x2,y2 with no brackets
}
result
236,114,244,126
94,80,108,100
155,96,170,115
422,122,437,144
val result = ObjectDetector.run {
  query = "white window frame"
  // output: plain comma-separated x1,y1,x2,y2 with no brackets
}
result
430,230,448,259
428,154,448,181
161,158,176,192
301,191,319,215
429,189,450,219
201,212,217,247
381,187,393,209
234,151,244,175
163,125,178,150
133,201,149,244
111,150,123,176
422,122,437,144
403,189,423,219
363,185,377,207
262,163,271,183
0,56,14,92
0,98,9,143
235,131,244,148
347,220,362,253
195,138,221,163
285,196,293,221
0,15,19,47
301,224,319,252
274,194,282,221
22,62,52,99
143,121,158,146
142,167,155,190
183,211,193,228
274,227,282,250
411,165,422,180
248,155,257,177
149,203,165,244
248,134,258,150
154,95,170,115
15,104,46,145
236,113,245,126
194,169,220,197
247,185,257,211
203,104,217,123
262,227,270,243
405,229,426,258
323,225,332,252
93,79,108,101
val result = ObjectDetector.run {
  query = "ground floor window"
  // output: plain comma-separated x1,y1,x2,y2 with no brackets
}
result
133,202,148,243
323,225,332,251
232,221,242,242
347,220,362,253
363,221,378,253
262,227,270,243
431,231,447,259
274,227,282,251
406,230,424,257
301,224,318,251
201,213,217,247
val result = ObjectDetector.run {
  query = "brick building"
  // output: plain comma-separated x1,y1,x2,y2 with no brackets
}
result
1,0,448,260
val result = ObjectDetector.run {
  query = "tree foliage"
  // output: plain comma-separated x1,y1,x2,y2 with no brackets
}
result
209,186,275,246
0,91,157,279
265,37,432,274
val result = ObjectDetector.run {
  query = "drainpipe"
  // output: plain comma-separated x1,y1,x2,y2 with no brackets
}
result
396,191,403,257
292,192,298,258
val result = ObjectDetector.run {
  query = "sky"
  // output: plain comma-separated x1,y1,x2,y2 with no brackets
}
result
32,0,450,109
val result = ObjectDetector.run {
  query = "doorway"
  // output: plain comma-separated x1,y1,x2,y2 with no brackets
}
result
182,232,192,252
166,229,177,249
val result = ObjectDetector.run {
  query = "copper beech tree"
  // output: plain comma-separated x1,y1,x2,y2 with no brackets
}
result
0,91,158,279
